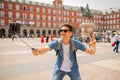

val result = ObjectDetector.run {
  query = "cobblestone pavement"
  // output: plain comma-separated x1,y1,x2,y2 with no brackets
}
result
0,38,120,80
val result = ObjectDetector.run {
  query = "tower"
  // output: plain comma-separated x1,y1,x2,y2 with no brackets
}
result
53,0,63,9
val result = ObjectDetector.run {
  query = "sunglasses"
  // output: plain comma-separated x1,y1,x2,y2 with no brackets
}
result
59,29,70,33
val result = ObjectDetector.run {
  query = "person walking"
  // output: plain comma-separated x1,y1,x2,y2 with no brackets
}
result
32,24,96,80
113,31,120,53
40,35,44,43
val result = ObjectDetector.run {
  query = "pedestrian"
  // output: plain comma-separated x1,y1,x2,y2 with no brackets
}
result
113,31,120,53
27,34,30,40
12,35,15,41
46,35,49,43
32,24,96,80
40,35,44,43
2,35,5,40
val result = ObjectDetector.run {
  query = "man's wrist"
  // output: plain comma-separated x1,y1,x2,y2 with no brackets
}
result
38,48,41,55
90,46,96,50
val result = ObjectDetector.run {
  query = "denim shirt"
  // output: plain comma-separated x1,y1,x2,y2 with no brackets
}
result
48,39,87,76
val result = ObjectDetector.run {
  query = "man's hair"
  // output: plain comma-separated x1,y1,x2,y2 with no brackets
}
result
61,24,73,32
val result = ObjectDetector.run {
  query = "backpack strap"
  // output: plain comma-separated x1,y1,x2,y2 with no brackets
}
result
71,39,77,62
56,39,62,56
56,38,77,62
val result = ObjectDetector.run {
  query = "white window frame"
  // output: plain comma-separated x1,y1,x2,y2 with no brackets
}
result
48,16,51,21
1,19,5,25
42,8,46,13
8,4,12,10
0,3,4,8
16,5,19,10
36,15,40,20
16,12,20,18
42,22,46,27
36,7,40,13
0,11,4,17
36,22,40,27
8,11,12,18
30,7,33,12
30,13,34,19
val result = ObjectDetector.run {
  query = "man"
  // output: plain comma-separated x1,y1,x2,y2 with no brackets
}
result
113,31,120,53
32,24,96,80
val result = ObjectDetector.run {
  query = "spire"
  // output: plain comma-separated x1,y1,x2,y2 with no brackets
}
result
53,0,62,9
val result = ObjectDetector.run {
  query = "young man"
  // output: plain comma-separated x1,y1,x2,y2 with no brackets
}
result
32,24,96,80
113,31,120,53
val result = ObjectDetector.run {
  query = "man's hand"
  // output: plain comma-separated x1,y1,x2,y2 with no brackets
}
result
85,33,96,55
32,48,41,56
88,33,96,47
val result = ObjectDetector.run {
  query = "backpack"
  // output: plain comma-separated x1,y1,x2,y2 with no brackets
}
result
56,38,77,62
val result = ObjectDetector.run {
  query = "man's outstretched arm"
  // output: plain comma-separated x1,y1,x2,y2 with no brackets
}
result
32,46,50,56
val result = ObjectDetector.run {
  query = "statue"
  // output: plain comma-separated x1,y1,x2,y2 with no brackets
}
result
81,4,92,19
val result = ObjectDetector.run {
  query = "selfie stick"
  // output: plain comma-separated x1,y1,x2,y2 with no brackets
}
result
15,35,35,50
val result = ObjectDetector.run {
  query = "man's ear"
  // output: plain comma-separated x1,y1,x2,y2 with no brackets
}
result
70,32,73,36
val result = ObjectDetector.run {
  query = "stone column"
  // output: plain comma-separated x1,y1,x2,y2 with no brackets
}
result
5,28,9,37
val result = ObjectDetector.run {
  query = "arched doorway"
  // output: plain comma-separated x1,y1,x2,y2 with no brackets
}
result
42,30,46,36
36,30,40,37
0,28,5,37
23,29,27,37
53,30,56,36
30,29,34,37
48,30,51,35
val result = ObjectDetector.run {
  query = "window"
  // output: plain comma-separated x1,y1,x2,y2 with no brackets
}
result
58,4,61,9
58,17,61,22
23,6,26,11
72,18,74,22
42,22,46,27
8,12,12,18
0,11,4,17
48,22,51,27
117,14,119,18
16,5,19,10
1,19,5,25
16,12,20,18
42,15,46,20
0,3,4,8
48,16,51,21
42,8,46,13
53,23,56,27
67,17,69,22
8,4,12,10
53,16,56,21
53,10,56,14
30,7,33,12
58,11,61,15
36,8,40,13
8,20,13,24
67,12,69,16
36,22,40,27
72,12,74,16
64,17,66,22
48,9,51,14
36,15,40,20
23,13,27,19
64,11,66,16
30,13,34,19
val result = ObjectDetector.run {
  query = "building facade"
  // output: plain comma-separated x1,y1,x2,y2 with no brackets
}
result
0,0,120,38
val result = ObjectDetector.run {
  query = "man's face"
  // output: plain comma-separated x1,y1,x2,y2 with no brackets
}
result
59,26,72,40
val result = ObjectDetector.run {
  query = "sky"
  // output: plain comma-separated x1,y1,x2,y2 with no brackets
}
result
29,0,120,10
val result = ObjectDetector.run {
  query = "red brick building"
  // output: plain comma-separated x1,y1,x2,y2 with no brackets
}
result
0,0,120,37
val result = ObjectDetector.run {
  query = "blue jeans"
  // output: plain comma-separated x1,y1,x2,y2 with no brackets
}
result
113,40,119,52
52,70,81,80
